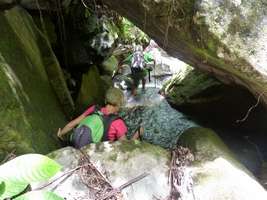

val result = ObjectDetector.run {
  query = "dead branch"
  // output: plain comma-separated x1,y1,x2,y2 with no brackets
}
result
34,163,91,191
119,172,149,190
0,149,16,164
236,93,263,123
167,146,194,200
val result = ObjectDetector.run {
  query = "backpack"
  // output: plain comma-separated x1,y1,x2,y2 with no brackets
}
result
71,109,120,148
131,50,145,73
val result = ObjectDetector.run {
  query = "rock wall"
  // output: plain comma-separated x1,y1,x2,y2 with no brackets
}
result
75,66,110,113
0,6,67,160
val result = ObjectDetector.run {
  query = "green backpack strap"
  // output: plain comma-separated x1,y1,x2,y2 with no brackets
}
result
77,112,104,143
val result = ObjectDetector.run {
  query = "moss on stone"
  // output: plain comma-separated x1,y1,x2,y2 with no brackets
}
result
164,67,223,106
178,127,242,165
75,65,108,113
116,140,170,160
101,55,118,75
94,142,106,153
0,6,67,160
108,153,118,161
33,15,57,45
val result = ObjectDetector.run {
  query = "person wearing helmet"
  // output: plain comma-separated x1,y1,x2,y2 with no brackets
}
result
57,87,143,148
123,44,155,96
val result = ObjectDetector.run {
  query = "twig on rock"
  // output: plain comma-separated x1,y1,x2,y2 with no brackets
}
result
236,93,263,123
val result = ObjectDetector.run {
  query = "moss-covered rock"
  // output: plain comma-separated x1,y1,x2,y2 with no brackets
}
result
75,66,109,113
178,127,240,164
0,6,67,160
32,15,57,46
46,138,267,200
101,55,118,75
161,67,223,106
177,127,267,200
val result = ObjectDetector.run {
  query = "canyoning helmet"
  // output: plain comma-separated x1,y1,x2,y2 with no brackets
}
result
105,87,125,107
134,44,143,52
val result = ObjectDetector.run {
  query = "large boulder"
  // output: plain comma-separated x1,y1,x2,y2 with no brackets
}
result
161,67,222,106
46,141,171,200
121,88,197,149
101,55,119,75
0,7,68,160
45,133,267,200
75,66,109,113
104,0,267,107
178,127,267,200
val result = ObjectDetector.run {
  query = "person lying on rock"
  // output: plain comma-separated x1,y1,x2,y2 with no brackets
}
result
57,87,144,148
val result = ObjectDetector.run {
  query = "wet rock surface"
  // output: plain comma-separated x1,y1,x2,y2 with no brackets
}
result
120,87,198,149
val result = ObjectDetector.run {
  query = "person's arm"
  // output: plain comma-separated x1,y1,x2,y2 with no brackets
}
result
131,126,144,140
118,135,127,141
111,119,144,141
118,126,144,140
57,114,86,140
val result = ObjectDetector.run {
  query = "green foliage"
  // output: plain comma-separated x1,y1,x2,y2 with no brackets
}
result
0,154,62,200
14,191,63,200
118,17,149,44
0,181,5,196
0,179,28,200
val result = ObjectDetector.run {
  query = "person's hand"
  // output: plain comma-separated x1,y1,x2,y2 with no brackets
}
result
137,126,144,140
57,128,64,140
139,126,144,136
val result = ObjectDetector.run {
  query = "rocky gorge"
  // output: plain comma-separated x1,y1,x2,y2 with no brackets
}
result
0,0,267,199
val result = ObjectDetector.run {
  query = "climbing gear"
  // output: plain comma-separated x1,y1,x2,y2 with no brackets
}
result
71,108,120,148
105,87,125,107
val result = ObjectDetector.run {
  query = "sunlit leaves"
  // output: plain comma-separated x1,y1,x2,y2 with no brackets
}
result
14,191,64,200
0,181,5,196
0,178,28,200
0,154,62,199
